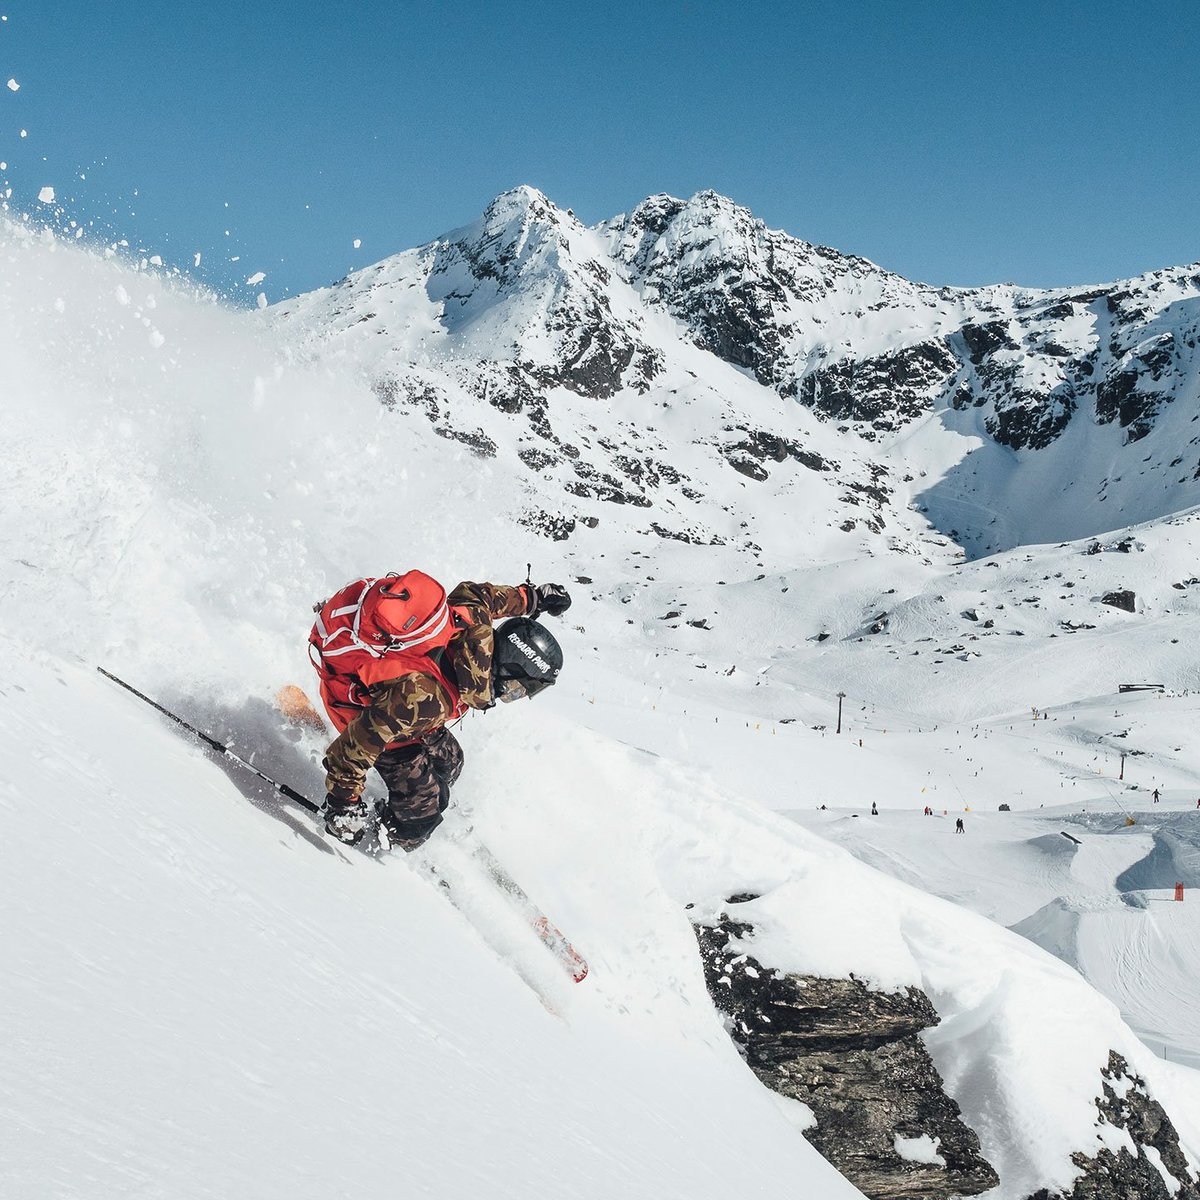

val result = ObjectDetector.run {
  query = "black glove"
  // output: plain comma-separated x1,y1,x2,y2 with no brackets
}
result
324,795,368,845
531,582,571,618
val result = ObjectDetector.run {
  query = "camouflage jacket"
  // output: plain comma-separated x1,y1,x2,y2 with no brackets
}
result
323,581,533,802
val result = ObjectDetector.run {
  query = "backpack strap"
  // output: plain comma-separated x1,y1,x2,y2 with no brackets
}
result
311,579,380,665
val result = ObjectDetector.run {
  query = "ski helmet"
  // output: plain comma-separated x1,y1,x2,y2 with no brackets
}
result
493,617,563,703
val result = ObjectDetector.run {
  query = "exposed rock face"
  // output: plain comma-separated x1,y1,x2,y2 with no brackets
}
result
718,425,836,482
429,187,658,402
602,191,1200,454
694,903,1199,1200
601,190,955,404
693,902,999,1200
1024,1052,1199,1200
793,339,960,436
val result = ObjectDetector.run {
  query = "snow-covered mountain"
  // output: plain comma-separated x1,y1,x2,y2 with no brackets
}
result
602,190,1200,453
5,196,1200,1200
277,185,1200,558
613,191,1200,555
273,186,930,564
270,184,1200,719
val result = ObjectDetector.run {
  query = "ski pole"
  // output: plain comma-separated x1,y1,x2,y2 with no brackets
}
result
96,666,322,814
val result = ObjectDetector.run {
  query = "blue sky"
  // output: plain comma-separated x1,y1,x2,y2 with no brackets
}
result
1,1,1196,302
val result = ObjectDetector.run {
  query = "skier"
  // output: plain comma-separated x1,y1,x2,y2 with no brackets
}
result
309,571,571,849
955,817,965,833
1152,788,1160,804
870,801,879,816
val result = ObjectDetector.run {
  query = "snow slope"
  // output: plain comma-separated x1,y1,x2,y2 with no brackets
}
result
4,215,1200,1200
790,800,1200,1073
1,655,867,1200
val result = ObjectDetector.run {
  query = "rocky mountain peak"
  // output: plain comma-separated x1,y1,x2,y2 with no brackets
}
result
603,188,790,282
598,187,950,394
447,184,585,291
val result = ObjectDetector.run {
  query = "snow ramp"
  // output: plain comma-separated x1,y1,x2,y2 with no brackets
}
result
1116,821,1200,892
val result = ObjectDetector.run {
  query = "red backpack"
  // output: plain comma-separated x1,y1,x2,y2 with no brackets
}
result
309,571,466,733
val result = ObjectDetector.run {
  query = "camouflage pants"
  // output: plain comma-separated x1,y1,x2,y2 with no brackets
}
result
374,727,464,844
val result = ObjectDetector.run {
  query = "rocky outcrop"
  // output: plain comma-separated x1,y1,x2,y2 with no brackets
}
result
983,378,1076,451
718,425,835,481
603,191,1200,455
693,900,999,1200
694,901,1198,1200
435,188,658,401
602,190,953,406
1024,1052,1199,1200
793,340,959,436
1094,333,1177,443
1101,590,1137,612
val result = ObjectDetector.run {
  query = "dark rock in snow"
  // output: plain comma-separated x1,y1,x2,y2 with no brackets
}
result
794,339,959,435
693,904,999,1200
1023,1052,1198,1200
518,446,559,472
986,383,1075,451
436,426,497,458
1101,590,1136,612
960,320,1019,362
519,510,576,541
1095,367,1169,443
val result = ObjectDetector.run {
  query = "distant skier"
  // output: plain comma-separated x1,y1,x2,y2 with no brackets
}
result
955,817,965,833
870,801,879,816
1152,788,1160,804
309,571,571,849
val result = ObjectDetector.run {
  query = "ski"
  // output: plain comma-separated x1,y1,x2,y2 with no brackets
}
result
463,839,589,983
406,849,563,1015
411,827,589,984
275,683,327,733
